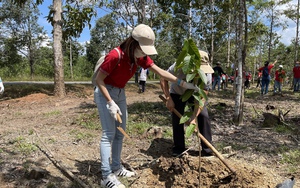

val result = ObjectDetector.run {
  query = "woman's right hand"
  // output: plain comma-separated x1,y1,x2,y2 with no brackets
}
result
107,100,122,121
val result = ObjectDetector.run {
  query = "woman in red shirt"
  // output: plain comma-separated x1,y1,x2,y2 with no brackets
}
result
94,24,199,188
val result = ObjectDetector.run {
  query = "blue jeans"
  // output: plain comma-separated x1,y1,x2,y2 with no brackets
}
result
273,80,282,94
212,76,220,90
261,77,270,95
294,78,300,91
94,85,127,178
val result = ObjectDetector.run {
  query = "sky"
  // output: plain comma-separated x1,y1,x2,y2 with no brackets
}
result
37,1,299,47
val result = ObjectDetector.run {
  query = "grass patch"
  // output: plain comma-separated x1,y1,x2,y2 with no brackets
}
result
127,122,153,135
69,130,95,142
10,136,37,155
274,125,294,134
43,110,61,117
76,110,101,130
281,149,300,173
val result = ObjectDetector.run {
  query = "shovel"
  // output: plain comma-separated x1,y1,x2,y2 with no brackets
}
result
159,95,236,174
116,113,131,139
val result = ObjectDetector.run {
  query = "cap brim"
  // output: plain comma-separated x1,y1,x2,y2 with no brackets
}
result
140,45,157,55
200,64,214,74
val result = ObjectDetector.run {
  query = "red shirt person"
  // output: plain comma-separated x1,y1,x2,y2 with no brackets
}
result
293,61,300,92
273,65,285,95
93,24,200,188
258,60,277,95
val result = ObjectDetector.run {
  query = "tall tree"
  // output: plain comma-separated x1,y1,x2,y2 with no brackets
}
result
0,0,46,79
284,0,300,61
253,0,291,61
12,0,97,97
233,0,247,125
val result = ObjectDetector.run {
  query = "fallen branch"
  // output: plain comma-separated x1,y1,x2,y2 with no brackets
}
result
283,109,291,117
33,129,90,188
252,105,260,117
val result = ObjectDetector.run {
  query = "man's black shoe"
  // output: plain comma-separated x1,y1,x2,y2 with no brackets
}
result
201,151,214,157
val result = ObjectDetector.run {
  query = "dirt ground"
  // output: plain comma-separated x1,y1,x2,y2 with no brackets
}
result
0,82,299,188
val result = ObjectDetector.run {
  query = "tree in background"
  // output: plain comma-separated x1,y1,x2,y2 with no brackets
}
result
0,0,46,79
284,0,300,61
12,0,97,97
86,13,124,67
0,38,24,77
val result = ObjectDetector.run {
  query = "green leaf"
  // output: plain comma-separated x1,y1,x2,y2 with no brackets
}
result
185,124,196,138
186,73,196,82
188,39,200,60
198,69,207,86
192,93,204,107
181,89,194,102
175,49,187,71
199,88,208,101
179,115,190,124
182,55,192,74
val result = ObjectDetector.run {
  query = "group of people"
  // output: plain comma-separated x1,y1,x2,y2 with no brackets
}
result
92,23,300,188
93,24,213,188
256,60,300,96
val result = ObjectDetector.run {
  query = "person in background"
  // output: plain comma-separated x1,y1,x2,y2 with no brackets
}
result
244,71,252,89
293,61,300,92
258,60,277,95
94,24,199,188
138,67,149,93
160,50,214,157
0,77,4,95
206,73,212,90
212,62,226,91
256,70,262,88
273,65,285,96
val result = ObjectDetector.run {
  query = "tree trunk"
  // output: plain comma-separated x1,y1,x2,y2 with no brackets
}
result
53,0,66,97
295,0,300,61
227,0,232,69
233,0,246,125
268,8,274,62
69,38,73,80
210,0,214,64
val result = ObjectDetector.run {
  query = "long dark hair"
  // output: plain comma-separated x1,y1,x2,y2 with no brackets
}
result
120,36,140,65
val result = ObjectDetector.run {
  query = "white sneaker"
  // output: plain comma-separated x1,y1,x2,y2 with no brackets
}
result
101,174,125,188
113,165,135,177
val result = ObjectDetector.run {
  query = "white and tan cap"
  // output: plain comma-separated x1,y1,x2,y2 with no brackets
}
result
132,24,158,55
199,50,214,74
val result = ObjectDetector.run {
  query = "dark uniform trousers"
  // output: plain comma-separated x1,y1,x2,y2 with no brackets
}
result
170,93,213,154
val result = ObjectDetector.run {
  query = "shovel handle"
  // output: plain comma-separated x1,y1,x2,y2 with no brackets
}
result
116,113,122,123
159,95,236,174
116,113,131,140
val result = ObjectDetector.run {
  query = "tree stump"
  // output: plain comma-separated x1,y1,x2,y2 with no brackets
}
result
262,112,280,127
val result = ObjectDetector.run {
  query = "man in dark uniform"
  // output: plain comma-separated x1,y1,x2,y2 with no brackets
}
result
160,50,214,157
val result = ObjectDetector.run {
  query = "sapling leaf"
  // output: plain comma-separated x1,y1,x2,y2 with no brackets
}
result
192,93,204,107
181,89,194,102
185,123,196,138
186,73,196,82
179,115,190,124
182,56,191,74
175,49,187,71
198,69,207,87
187,39,199,58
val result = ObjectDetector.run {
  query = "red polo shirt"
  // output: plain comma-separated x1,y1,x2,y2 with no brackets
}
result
293,66,300,78
99,47,154,88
